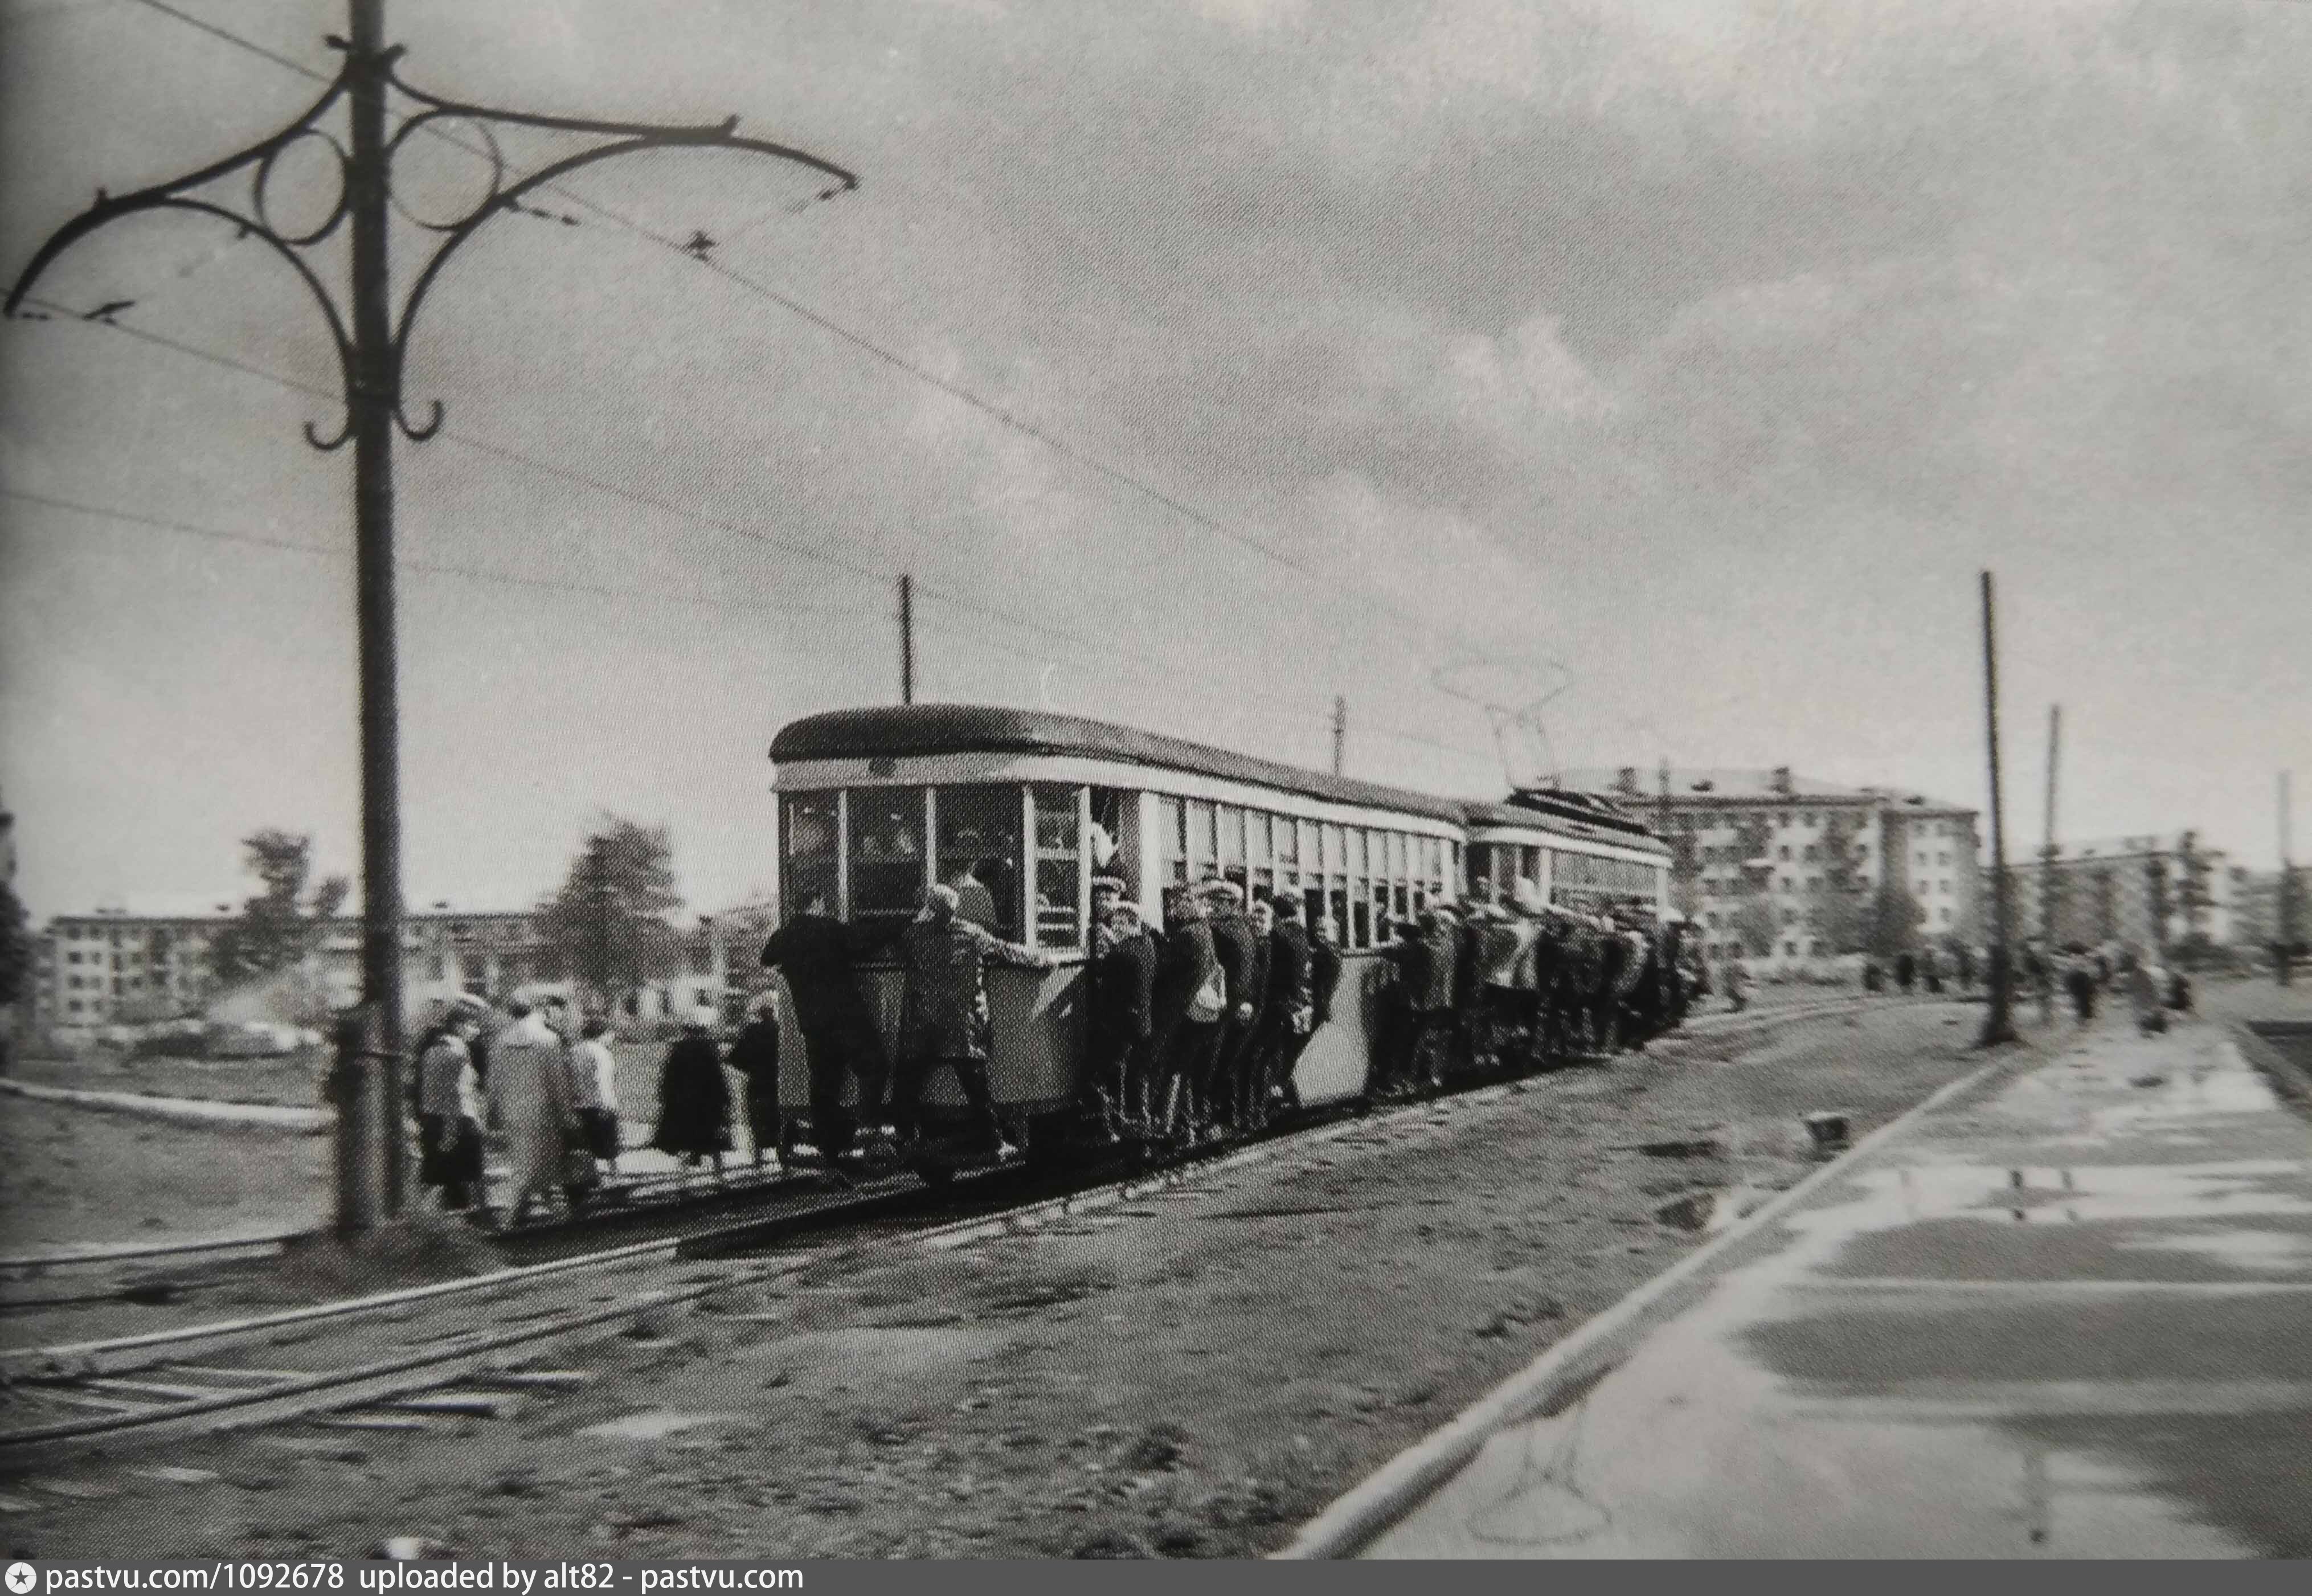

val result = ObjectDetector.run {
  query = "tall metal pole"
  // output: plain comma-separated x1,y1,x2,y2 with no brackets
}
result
1979,571,2017,1045
6,0,858,1238
1331,695,1346,776
899,574,914,706
348,0,407,1214
2037,703,2060,1022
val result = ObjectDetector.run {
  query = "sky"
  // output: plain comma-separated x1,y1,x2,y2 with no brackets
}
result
2,0,2307,922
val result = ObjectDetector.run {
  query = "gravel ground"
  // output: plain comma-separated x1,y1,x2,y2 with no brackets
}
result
0,1096,328,1255
3,999,1994,1560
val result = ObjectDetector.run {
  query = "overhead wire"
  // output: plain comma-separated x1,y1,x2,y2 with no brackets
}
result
100,0,1536,676
35,0,1509,767
0,486,878,623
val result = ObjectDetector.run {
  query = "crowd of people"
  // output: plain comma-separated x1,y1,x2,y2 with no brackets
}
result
2016,940,2194,1033
406,875,1719,1223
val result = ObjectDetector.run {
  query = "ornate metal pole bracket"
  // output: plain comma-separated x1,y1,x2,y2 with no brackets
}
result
3,34,860,453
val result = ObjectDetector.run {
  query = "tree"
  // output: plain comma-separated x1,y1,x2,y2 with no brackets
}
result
2144,854,2172,955
1863,879,1927,961
209,829,349,985
1666,826,1704,919
535,817,683,1009
1728,897,1779,958
2175,833,2213,946
0,879,29,1010
1807,811,1869,954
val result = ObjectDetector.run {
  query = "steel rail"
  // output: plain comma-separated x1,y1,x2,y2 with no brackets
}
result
0,994,1941,1463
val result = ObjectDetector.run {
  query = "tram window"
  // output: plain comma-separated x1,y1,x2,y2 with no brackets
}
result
848,787,927,929
1328,886,1349,942
1157,796,1186,888
781,795,840,919
1218,805,1245,880
1032,785,1082,950
1091,787,1132,887
1186,801,1216,882
934,785,1024,942
1321,822,1343,878
1248,811,1273,878
1271,813,1295,875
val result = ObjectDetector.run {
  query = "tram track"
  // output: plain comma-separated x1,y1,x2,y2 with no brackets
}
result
0,992,1932,1472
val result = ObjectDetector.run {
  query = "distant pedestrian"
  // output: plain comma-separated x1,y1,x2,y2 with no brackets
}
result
2066,957,2099,1025
1922,948,1944,996
891,882,1052,1159
568,1015,623,1175
487,1000,580,1225
1895,951,1916,995
727,997,783,1168
760,891,889,1161
1724,955,1750,1013
652,1009,733,1175
417,1003,486,1212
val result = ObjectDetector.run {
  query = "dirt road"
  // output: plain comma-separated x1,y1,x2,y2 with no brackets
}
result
7,1000,1990,1559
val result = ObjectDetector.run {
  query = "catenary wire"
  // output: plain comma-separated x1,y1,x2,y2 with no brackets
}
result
19,292,1489,765
0,486,877,623
3,483,1486,765
103,0,1540,677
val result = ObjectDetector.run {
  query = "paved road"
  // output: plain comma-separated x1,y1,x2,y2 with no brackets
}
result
1357,1013,2312,1558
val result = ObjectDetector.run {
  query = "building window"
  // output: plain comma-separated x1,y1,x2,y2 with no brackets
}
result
69,1000,83,1014
1783,940,1798,956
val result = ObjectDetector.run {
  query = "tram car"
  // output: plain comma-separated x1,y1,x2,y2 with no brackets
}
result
761,705,1672,1160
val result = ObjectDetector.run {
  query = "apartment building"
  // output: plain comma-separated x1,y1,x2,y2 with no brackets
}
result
1993,832,2239,952
38,898,745,1034
1560,766,1983,975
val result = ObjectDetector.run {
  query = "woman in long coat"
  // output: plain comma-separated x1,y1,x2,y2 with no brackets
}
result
486,1001,578,1224
653,1011,733,1171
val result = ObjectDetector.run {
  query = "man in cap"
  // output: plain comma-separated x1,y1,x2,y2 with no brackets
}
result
1201,878,1261,1137
726,993,783,1170
1086,898,1155,1140
760,889,889,1162
1150,883,1222,1140
891,882,1053,1160
1249,891,1313,1125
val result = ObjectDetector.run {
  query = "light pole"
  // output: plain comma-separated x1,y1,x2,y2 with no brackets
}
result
7,0,856,1230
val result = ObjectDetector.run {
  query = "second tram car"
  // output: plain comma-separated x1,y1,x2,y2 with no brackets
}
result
762,705,1670,1151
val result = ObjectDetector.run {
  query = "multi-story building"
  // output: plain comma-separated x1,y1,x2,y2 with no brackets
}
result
1991,832,2239,953
38,898,745,1036
1558,767,1983,974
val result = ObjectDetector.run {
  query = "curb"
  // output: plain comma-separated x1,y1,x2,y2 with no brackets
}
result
0,1077,328,1132
1271,1045,2019,1559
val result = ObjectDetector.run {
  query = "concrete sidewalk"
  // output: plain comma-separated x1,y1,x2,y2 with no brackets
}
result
1343,1014,2312,1558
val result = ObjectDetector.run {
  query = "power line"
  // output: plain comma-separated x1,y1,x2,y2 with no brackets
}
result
7,481,1490,764
99,0,1530,670
18,291,1396,734
0,485,875,621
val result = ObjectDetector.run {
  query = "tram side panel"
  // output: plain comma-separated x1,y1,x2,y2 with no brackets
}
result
771,957,1087,1120
1287,948,1385,1106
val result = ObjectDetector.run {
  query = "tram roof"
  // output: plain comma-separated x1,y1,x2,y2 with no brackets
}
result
1462,798,1671,854
771,704,1474,822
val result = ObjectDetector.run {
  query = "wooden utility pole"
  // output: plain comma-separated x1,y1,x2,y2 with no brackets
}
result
2037,704,2059,1021
1331,695,1347,776
899,574,915,706
2282,771,2295,987
1979,572,2018,1045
